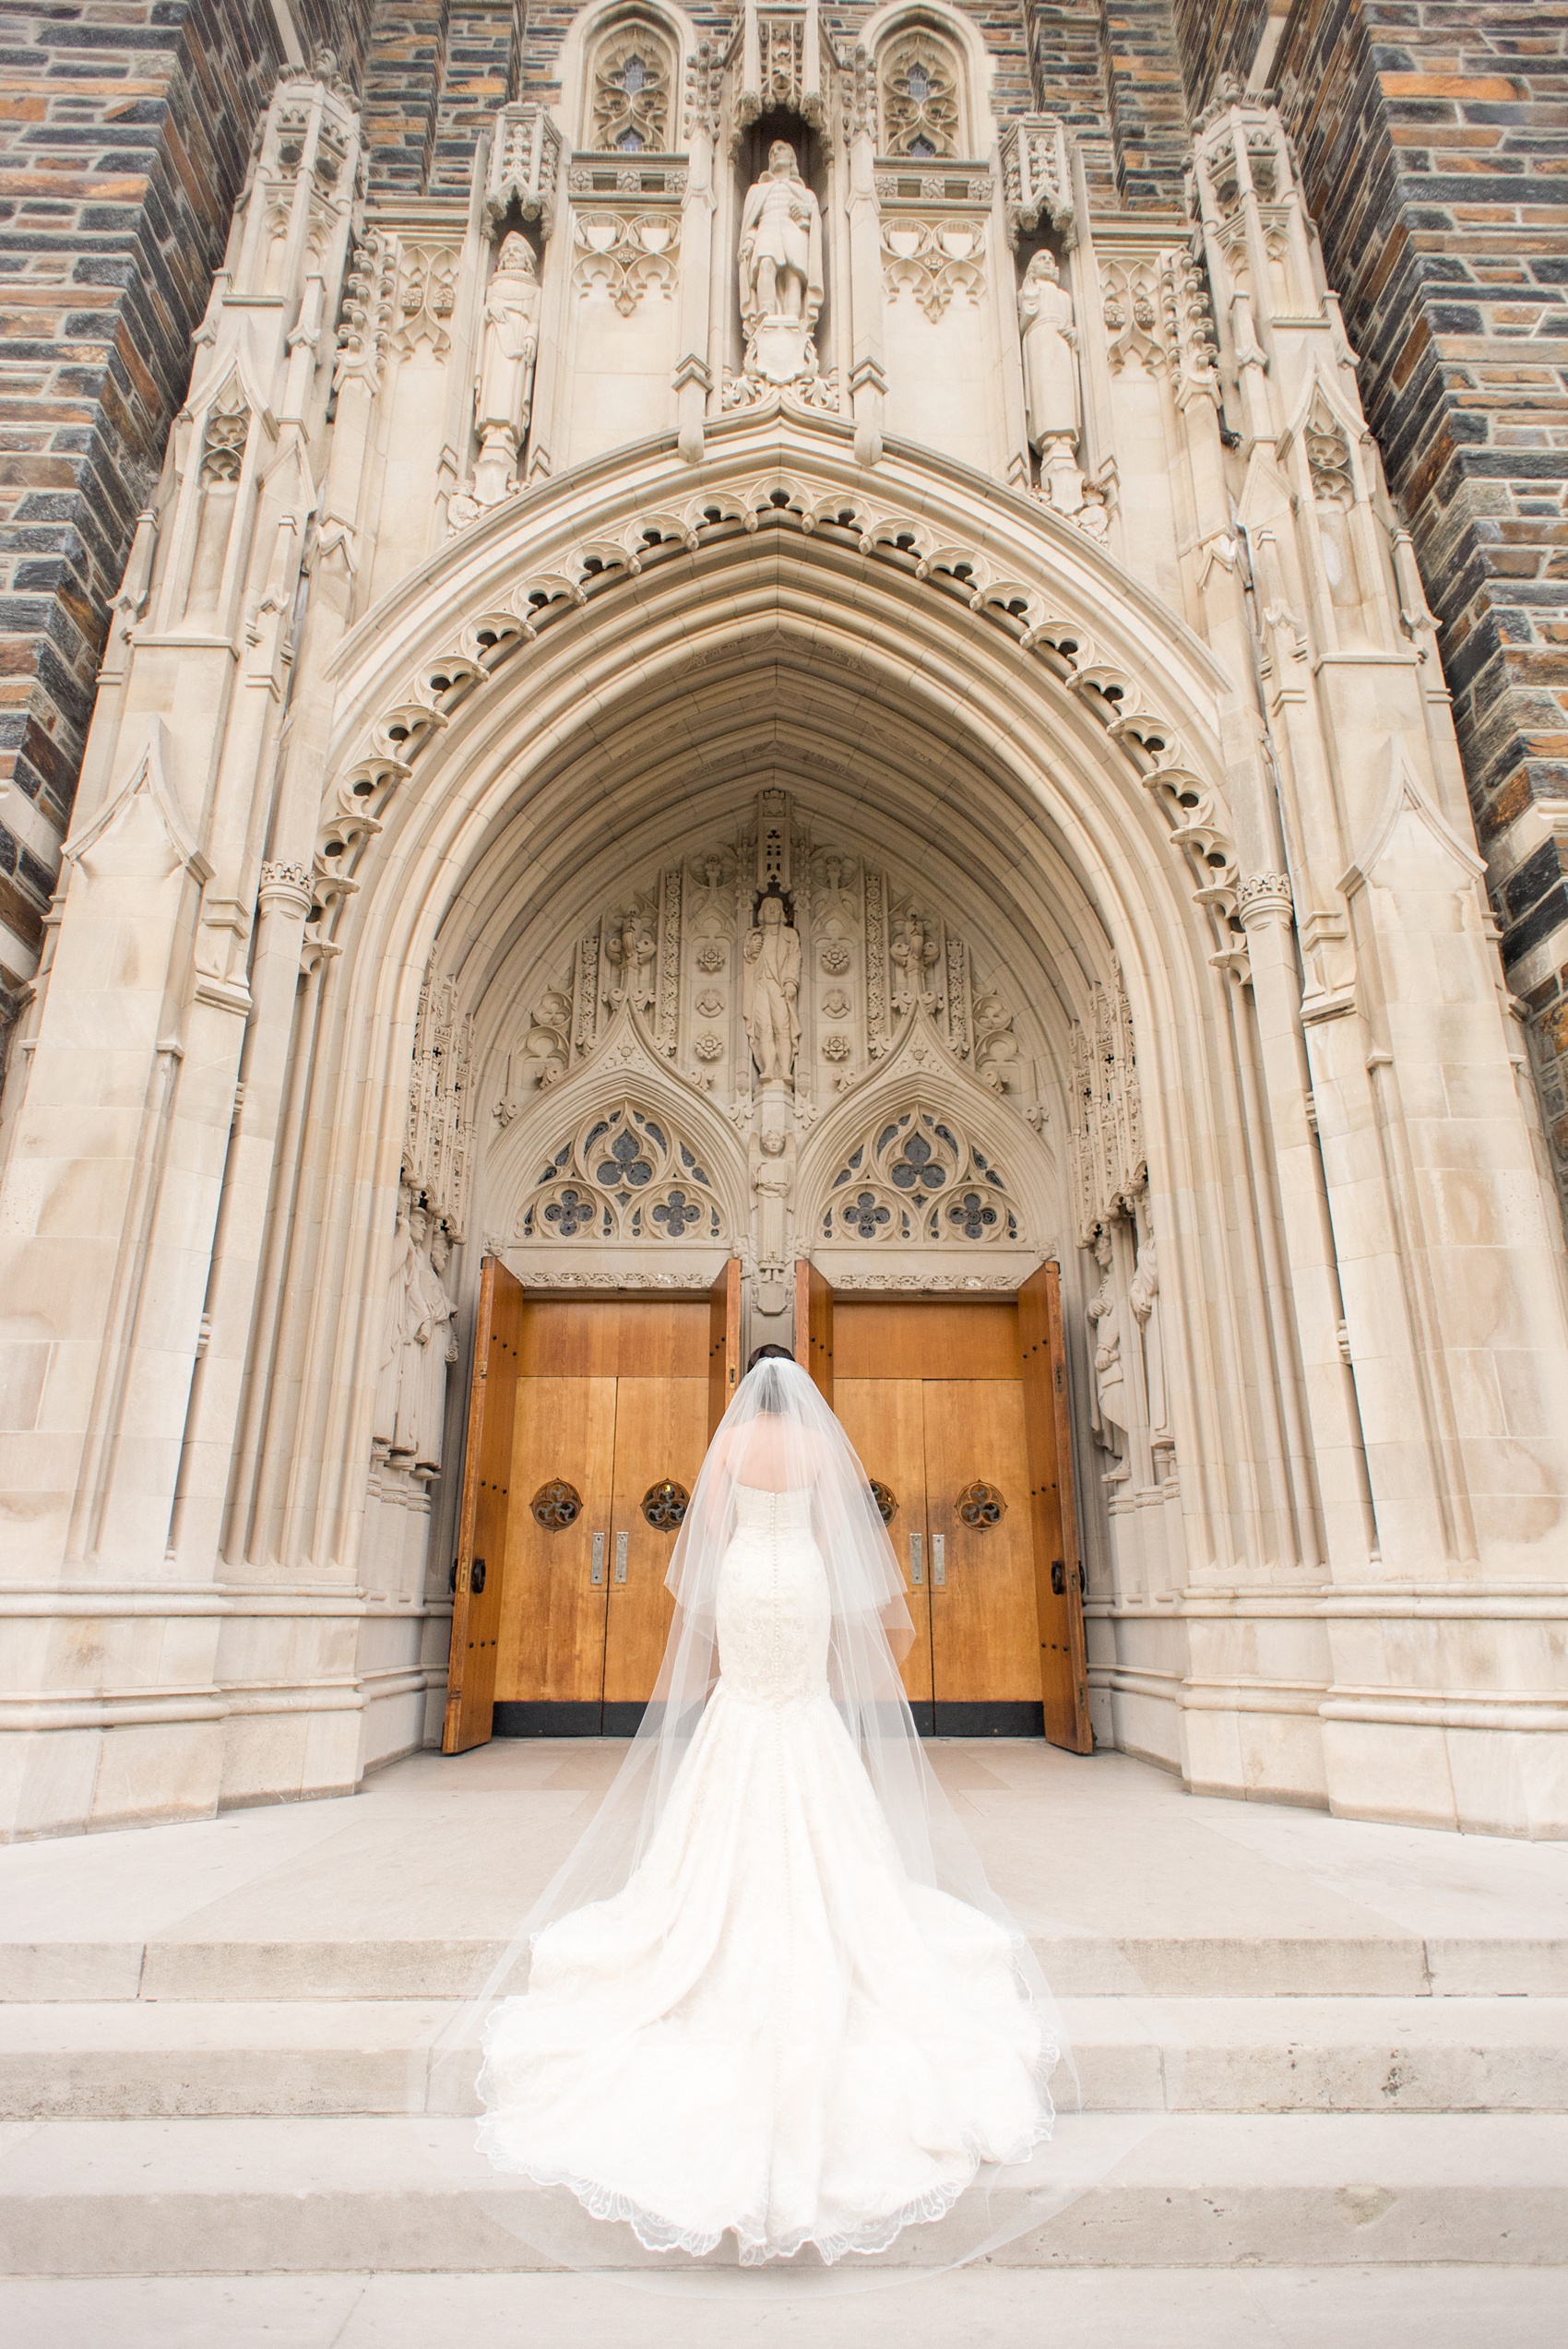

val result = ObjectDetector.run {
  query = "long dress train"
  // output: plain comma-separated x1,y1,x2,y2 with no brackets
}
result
477,1484,1054,2263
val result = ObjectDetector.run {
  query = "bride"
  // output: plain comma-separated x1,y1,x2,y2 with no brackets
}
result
473,1345,1059,2265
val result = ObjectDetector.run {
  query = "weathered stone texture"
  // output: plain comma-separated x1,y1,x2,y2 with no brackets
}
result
0,0,368,1058
1177,0,1568,1209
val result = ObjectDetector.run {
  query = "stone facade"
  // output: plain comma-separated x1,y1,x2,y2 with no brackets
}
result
1,0,1567,1846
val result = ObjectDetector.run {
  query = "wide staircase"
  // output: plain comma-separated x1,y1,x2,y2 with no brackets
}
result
1,1741,1565,2289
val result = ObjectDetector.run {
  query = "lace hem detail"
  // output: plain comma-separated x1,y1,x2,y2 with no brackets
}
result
476,2099,1057,2266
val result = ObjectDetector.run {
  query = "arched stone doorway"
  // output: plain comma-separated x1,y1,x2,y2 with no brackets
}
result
228,412,1313,1803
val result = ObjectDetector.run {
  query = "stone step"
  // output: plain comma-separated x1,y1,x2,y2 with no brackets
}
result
0,2114,1564,2273
2,1997,1565,2121
6,1930,1564,2004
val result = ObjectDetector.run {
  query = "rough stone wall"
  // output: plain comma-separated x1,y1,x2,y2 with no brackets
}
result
0,0,369,1074
1174,0,1568,1215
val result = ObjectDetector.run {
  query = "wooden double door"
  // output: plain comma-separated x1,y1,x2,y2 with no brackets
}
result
445,1258,1088,1752
443,1265,739,1749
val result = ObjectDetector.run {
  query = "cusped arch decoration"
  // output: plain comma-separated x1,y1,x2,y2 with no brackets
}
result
796,1008,1059,1280
485,1003,748,1266
584,6,681,154
309,417,1245,984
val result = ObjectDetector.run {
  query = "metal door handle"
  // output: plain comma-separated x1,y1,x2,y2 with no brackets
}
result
614,1530,629,1585
932,1534,946,1588
909,1531,924,1587
591,1532,605,1587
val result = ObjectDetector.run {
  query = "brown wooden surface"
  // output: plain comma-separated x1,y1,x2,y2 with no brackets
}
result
603,1373,708,1705
518,1298,708,1379
443,1258,523,1753
832,1299,1021,1382
1019,1261,1092,1751
708,1257,742,1435
493,1374,615,1705
923,1368,1040,1703
794,1259,835,1405
835,1375,933,1705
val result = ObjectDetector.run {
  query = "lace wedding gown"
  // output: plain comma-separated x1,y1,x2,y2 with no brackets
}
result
477,1483,1053,2263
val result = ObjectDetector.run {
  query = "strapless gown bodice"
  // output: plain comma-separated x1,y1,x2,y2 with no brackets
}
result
716,1484,828,1705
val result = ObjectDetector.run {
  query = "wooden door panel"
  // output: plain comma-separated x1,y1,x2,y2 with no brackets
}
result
443,1258,524,1754
493,1373,616,1730
602,1373,708,1726
1019,1262,1091,1752
833,1300,1020,1382
709,1257,742,1434
924,1374,1042,1730
794,1259,834,1404
834,1376,933,1720
519,1298,709,1379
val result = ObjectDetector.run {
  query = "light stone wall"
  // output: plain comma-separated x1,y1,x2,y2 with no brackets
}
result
2,14,1566,1842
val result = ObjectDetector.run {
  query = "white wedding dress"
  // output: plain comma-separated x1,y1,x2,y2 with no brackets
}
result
477,1483,1053,2264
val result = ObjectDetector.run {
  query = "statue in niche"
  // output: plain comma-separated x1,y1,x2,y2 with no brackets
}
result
689,852,732,937
604,908,656,1013
743,890,802,1082
738,140,824,384
1086,1228,1131,1481
813,853,858,938
1018,251,1085,516
1127,1229,1169,1453
473,232,540,508
374,1192,429,1461
411,1224,459,1478
890,909,941,1014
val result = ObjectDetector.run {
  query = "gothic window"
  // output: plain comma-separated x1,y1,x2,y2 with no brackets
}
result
879,28,962,160
517,1102,725,1245
819,1109,1017,1244
588,16,676,154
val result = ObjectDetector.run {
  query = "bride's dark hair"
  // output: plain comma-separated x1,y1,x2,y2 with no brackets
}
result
746,1342,796,1413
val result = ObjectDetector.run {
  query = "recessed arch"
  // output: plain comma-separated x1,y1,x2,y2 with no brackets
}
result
238,415,1303,1608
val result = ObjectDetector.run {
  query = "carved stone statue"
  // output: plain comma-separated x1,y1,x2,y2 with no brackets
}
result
738,140,824,384
604,909,656,1012
890,909,940,1014
473,232,540,507
742,890,802,1082
1087,1228,1130,1478
1018,251,1085,516
412,1224,459,1477
1128,1229,1168,1447
374,1194,430,1460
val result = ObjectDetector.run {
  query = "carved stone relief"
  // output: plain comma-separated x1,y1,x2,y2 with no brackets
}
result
572,210,680,314
404,966,476,1241
1067,974,1145,1246
820,1107,1019,1246
496,794,1039,1293
591,22,674,154
880,216,985,321
517,1101,725,1246
879,32,960,160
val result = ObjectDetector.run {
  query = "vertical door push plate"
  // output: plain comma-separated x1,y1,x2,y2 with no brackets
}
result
614,1530,629,1585
932,1533,946,1588
590,1532,606,1586
909,1531,924,1587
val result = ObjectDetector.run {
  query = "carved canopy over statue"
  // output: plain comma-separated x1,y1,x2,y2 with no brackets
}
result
738,140,824,338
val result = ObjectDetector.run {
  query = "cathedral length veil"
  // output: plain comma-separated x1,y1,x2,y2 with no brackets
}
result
414,1356,1179,2296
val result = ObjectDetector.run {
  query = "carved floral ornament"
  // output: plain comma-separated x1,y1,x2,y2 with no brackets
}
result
309,456,1244,981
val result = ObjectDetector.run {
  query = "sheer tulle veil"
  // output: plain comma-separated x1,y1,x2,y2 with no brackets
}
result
414,1354,1178,2293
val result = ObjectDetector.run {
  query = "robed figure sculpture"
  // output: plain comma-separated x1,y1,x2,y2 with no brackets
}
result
738,140,824,386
